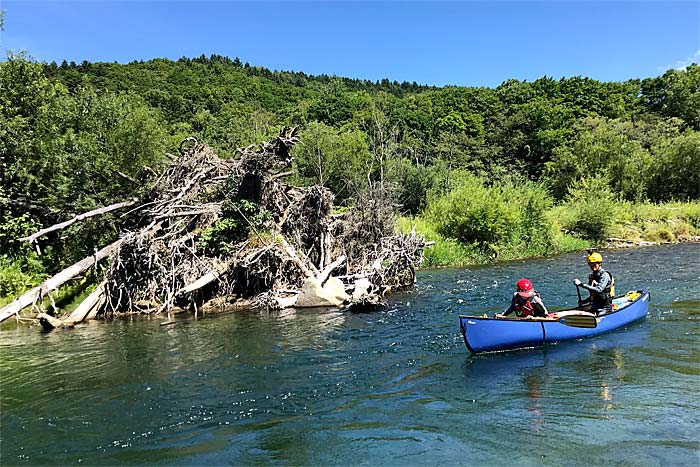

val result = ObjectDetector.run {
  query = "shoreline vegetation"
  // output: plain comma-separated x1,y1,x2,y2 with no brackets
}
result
399,200,700,269
2,199,697,315
1,54,699,323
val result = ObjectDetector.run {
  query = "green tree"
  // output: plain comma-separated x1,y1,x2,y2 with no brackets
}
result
1,55,167,265
293,121,372,203
543,116,656,201
352,93,400,187
648,130,700,201
641,64,700,130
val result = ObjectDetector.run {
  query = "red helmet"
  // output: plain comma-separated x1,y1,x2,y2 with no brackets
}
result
517,278,533,291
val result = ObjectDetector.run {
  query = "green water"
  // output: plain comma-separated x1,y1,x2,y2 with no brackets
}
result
1,244,699,466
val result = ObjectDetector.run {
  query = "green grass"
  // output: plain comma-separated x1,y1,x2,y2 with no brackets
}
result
397,217,485,267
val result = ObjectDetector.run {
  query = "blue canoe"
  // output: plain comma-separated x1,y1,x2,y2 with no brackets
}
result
459,290,650,353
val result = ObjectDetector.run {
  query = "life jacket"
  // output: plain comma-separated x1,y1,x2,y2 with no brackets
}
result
588,269,614,306
514,290,538,317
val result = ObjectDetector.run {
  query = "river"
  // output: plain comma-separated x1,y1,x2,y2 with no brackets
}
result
1,243,699,466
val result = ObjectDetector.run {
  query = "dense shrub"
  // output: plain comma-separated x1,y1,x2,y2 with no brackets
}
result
423,174,555,259
0,255,45,298
560,176,619,241
396,216,482,267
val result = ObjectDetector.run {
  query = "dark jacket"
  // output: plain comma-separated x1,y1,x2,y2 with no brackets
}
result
581,267,614,312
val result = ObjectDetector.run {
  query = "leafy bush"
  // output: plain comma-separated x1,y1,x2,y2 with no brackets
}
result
561,175,619,242
389,158,448,215
423,174,555,259
0,254,45,298
0,212,40,257
397,216,483,267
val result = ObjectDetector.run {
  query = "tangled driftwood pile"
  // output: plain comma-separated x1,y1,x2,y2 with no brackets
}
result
0,129,429,330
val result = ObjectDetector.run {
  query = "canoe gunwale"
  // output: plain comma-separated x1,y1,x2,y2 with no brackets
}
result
459,289,648,323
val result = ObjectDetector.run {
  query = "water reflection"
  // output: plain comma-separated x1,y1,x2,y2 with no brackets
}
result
464,324,647,431
591,348,625,414
523,371,544,432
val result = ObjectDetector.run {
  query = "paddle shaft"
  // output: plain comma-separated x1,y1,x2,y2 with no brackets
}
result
500,314,598,328
576,283,583,304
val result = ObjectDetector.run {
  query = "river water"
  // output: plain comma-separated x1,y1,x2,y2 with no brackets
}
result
1,243,699,466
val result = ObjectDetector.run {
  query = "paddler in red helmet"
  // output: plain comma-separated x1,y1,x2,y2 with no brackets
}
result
496,278,549,318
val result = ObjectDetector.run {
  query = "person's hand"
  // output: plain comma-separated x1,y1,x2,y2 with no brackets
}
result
573,278,582,286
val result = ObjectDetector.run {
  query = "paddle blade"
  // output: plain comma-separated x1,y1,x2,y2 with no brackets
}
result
558,315,597,328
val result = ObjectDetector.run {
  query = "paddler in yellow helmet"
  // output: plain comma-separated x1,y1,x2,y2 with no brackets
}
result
573,251,615,316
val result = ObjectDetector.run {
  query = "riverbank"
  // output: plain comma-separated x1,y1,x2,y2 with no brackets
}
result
399,200,700,268
2,201,698,313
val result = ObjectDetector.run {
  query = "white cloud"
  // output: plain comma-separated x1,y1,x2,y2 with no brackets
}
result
660,49,700,72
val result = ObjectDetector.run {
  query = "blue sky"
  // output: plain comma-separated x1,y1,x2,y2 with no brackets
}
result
1,1,698,88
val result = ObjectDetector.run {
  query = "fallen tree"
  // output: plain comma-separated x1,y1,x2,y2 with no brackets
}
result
1,128,429,329
19,199,138,244
0,240,122,324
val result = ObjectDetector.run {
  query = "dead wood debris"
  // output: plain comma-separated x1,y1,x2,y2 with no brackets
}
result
1,128,429,329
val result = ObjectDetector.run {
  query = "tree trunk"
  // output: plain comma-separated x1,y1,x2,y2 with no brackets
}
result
0,240,122,324
20,199,137,244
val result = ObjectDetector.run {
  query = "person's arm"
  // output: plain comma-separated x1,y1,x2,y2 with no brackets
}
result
582,272,610,293
533,295,548,316
497,294,517,317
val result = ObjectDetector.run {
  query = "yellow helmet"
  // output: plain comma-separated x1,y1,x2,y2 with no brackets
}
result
587,252,603,263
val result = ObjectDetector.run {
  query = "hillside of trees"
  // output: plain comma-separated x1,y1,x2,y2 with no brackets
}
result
39,54,700,204
1,53,699,299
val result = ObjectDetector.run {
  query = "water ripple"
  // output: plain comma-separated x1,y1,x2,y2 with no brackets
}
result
1,243,699,465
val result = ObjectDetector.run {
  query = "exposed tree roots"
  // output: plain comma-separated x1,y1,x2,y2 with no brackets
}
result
1,128,429,329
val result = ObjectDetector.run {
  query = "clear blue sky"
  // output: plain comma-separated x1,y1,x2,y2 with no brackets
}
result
1,1,698,88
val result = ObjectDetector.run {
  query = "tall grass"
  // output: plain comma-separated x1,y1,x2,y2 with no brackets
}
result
616,200,700,242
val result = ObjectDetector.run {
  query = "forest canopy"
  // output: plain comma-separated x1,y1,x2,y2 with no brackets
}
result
1,53,699,289
37,54,700,205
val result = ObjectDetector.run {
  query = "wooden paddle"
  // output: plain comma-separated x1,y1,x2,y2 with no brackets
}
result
537,314,597,328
